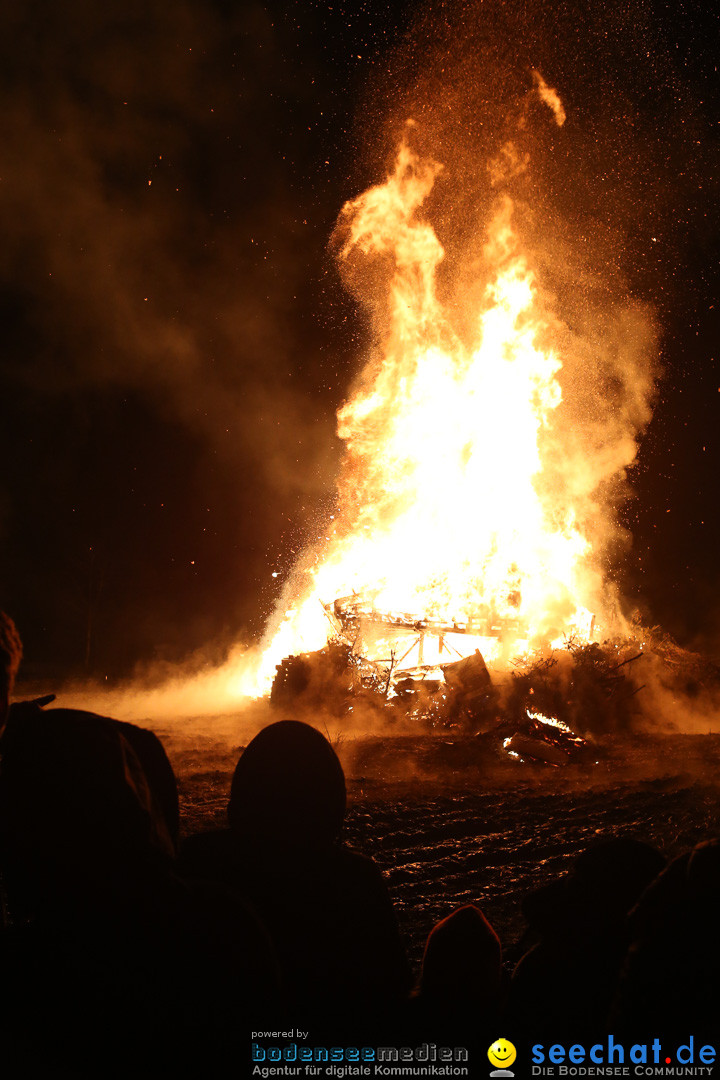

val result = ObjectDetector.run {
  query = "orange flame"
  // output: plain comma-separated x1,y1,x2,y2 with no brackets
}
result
244,127,630,696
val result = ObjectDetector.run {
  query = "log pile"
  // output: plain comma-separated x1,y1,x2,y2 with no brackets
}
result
269,617,719,765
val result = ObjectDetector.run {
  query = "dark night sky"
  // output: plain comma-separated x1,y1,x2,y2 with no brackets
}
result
0,0,717,679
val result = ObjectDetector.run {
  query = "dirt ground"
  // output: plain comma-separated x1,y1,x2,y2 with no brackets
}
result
154,718,720,976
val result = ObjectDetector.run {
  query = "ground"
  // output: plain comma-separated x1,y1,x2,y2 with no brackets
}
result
157,716,720,975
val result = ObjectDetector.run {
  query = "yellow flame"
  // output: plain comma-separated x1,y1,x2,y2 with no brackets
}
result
246,134,613,695
526,708,573,734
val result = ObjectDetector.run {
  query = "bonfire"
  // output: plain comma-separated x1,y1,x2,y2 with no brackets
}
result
238,74,681,762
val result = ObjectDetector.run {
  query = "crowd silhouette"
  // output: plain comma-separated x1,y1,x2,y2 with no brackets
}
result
0,610,717,1069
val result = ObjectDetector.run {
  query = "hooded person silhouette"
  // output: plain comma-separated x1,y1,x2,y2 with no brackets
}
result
0,619,278,1068
228,719,346,851
181,719,412,1022
413,903,505,1034
612,837,720,1035
508,837,666,1035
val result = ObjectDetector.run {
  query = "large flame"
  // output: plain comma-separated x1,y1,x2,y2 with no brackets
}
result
244,114,648,697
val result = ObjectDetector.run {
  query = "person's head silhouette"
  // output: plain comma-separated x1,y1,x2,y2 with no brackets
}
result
228,720,346,852
421,904,502,1008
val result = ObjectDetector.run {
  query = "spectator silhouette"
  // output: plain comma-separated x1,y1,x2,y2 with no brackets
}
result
414,904,504,1031
612,837,720,1035
228,718,346,852
508,838,665,1035
1,608,179,849
4,700,180,852
180,719,412,1021
0,616,278,1068
0,704,278,1068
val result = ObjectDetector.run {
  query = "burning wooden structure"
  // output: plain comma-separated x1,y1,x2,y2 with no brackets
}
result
246,107,661,755
267,592,645,766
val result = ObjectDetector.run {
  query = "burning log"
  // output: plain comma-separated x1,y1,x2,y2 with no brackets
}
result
504,733,570,767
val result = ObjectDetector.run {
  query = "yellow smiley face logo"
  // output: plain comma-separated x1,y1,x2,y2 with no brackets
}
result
488,1039,517,1069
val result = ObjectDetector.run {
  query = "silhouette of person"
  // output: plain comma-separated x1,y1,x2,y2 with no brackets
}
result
0,614,278,1068
181,719,412,1022
508,837,665,1034
1,609,179,848
415,904,504,1031
612,837,720,1035
6,702,181,850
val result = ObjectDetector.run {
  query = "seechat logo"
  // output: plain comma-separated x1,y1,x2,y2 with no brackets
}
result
488,1038,517,1077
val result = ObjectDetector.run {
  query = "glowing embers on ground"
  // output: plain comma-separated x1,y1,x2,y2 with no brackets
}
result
502,707,589,766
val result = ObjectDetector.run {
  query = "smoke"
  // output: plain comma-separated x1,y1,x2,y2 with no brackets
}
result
637,651,720,736
47,642,267,727
0,0,349,669
0,2,332,470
